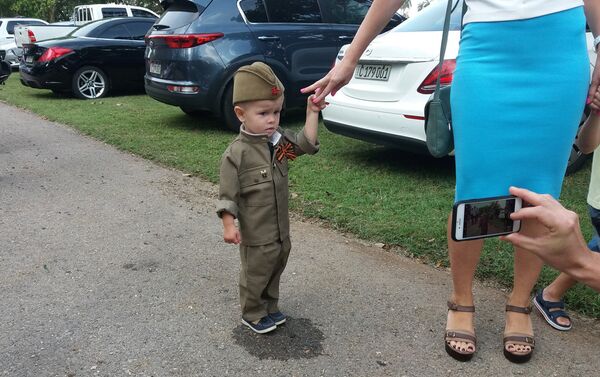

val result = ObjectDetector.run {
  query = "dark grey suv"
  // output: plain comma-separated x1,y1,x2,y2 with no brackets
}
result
144,0,404,130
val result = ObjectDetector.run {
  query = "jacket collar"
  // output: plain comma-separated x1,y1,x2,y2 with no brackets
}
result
239,125,281,144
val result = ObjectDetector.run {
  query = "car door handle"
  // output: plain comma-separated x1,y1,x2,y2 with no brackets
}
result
338,35,354,41
258,36,280,42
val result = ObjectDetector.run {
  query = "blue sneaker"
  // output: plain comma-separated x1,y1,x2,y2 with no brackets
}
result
268,311,287,325
241,316,276,334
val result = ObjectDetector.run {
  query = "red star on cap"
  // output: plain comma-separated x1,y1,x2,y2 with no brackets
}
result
271,87,280,96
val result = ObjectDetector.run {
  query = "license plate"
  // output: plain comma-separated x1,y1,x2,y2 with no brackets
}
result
149,62,161,75
25,55,33,63
354,64,391,81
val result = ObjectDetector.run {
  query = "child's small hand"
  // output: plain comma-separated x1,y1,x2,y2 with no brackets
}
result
307,94,328,113
223,224,241,244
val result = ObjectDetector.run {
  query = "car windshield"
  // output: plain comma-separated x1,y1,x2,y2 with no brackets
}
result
393,0,463,32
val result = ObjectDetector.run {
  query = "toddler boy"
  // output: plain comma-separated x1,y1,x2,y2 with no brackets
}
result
216,62,326,334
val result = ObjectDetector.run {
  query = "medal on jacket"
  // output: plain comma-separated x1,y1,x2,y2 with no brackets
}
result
275,142,296,162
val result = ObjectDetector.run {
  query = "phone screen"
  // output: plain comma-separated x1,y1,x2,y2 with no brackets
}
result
453,196,522,241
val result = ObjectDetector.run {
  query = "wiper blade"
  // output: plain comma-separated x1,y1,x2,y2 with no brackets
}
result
152,24,169,30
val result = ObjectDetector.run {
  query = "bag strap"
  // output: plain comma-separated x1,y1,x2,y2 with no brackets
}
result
433,0,467,100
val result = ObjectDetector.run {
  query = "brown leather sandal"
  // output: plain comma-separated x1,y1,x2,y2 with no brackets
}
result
503,304,535,363
445,301,476,362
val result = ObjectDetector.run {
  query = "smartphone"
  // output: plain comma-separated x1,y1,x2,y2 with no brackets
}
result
452,195,523,242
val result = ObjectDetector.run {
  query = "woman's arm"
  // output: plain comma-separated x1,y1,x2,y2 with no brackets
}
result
576,113,600,154
584,0,600,109
301,0,406,102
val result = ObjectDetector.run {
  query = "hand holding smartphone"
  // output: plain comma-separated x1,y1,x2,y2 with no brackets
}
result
452,195,523,241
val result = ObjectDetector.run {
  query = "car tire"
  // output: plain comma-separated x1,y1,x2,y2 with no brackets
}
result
221,82,241,132
565,110,591,176
72,66,109,99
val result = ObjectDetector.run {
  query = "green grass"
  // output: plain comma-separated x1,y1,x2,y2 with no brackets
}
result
2,75,599,316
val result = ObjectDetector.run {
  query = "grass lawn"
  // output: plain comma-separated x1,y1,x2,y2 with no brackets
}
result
1,74,599,317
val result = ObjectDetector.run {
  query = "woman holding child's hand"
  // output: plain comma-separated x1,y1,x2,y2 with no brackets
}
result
303,0,598,363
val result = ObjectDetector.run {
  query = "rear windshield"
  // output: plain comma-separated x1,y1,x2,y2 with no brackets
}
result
132,9,157,18
6,20,46,34
155,0,206,29
393,0,462,32
70,20,103,37
102,7,129,18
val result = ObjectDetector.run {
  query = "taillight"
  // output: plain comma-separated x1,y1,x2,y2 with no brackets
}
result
146,33,224,49
38,47,73,63
417,59,456,94
28,29,36,43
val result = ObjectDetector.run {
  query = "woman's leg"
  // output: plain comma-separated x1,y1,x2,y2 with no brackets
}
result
446,214,484,352
505,218,545,354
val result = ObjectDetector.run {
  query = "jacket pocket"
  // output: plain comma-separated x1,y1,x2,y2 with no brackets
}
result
239,165,273,206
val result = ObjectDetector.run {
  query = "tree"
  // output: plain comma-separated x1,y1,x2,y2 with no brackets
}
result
3,0,163,22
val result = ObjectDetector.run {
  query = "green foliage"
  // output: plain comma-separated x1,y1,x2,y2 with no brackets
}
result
0,75,597,317
0,0,163,22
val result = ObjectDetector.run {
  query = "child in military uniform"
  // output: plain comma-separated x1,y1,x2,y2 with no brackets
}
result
217,62,327,334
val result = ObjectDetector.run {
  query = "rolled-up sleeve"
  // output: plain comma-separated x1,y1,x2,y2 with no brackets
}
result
283,128,320,157
216,151,240,219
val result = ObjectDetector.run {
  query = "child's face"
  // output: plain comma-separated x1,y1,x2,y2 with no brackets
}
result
234,97,284,137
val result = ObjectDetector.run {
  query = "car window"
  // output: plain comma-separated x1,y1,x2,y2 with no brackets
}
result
125,21,154,40
102,7,129,18
132,9,157,18
6,20,46,34
155,0,201,29
240,0,268,23
264,0,322,23
319,0,369,25
99,24,132,39
394,0,462,32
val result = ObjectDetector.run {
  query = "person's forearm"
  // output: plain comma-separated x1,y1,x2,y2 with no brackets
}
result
568,249,600,292
342,0,405,64
221,212,235,228
584,0,600,37
304,111,319,144
576,115,600,153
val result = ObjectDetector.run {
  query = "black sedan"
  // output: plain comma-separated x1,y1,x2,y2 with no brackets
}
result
20,17,155,99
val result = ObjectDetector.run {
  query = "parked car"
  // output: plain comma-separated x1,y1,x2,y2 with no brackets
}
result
72,3,159,26
144,0,405,131
19,17,156,99
0,56,11,85
0,18,48,68
322,0,595,174
14,4,158,48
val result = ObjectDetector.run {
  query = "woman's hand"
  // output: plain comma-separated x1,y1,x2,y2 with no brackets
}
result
588,54,600,112
301,57,358,103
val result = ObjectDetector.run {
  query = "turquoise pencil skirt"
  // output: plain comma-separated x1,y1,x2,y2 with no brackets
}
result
450,6,589,202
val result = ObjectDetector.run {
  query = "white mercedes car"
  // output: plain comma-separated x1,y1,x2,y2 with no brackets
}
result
322,0,595,174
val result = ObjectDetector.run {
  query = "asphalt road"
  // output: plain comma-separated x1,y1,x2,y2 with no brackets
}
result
1,101,600,377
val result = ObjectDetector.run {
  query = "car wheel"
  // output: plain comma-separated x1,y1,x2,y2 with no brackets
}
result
565,110,591,176
72,66,109,99
221,82,241,132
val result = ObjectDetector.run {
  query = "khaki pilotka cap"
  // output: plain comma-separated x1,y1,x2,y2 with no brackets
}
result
232,62,285,105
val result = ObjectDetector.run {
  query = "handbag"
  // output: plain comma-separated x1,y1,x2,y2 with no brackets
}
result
423,0,461,158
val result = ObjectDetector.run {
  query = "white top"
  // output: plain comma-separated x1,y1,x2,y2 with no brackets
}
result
463,0,583,24
588,146,600,209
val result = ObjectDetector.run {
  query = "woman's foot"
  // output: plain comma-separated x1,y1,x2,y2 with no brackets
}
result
445,301,476,361
503,304,535,363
